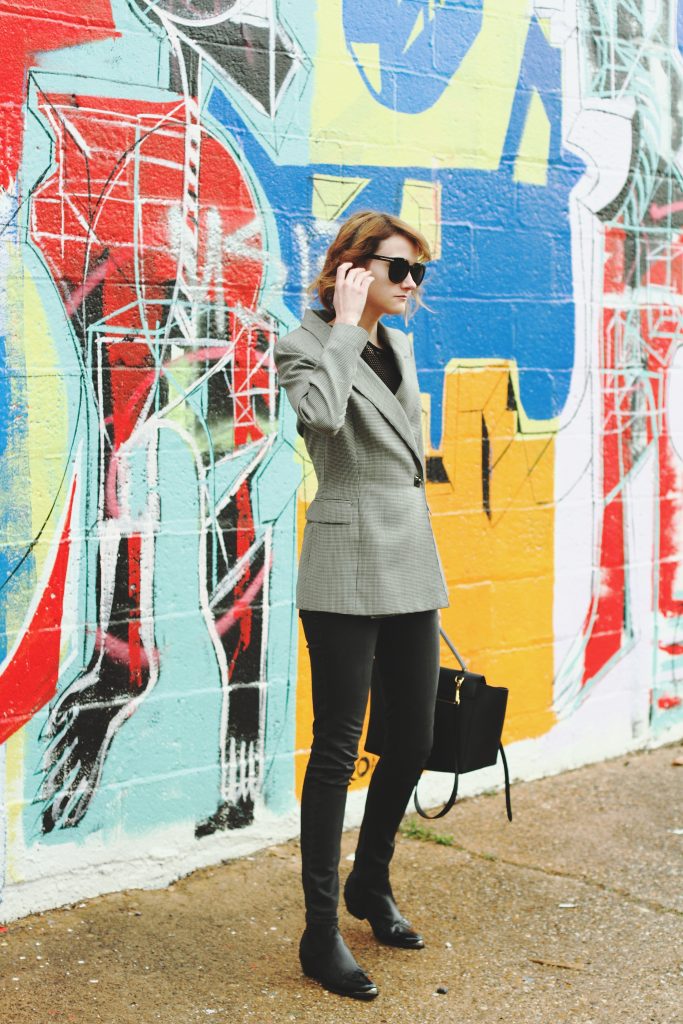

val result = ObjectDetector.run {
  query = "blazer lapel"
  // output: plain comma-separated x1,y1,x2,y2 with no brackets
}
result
382,326,422,442
352,325,421,468
301,309,423,468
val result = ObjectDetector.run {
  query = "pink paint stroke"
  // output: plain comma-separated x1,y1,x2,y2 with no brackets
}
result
104,451,120,517
214,561,270,638
94,627,159,672
649,201,683,221
65,257,114,316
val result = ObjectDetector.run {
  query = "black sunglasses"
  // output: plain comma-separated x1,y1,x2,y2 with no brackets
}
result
369,254,427,286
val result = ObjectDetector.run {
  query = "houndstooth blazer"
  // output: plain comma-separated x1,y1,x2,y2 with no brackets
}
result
274,308,449,615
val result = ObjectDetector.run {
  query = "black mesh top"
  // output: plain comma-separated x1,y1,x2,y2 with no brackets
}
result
360,338,402,395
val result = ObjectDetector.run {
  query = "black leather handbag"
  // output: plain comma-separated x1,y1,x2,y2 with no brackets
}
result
365,628,512,822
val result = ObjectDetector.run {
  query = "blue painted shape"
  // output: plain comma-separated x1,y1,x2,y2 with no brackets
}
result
211,14,583,445
343,0,484,113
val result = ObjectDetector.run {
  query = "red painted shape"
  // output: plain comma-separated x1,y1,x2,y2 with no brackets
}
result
1,2,117,190
641,304,683,623
229,481,256,671
0,476,77,743
581,304,627,684
659,642,683,656
657,695,682,711
31,93,274,449
127,535,143,688
107,342,155,449
579,223,683,689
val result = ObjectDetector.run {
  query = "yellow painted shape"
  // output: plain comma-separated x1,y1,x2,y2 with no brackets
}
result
20,270,69,576
349,41,382,94
400,179,442,259
312,173,371,222
403,8,425,53
429,359,557,742
538,17,552,41
448,357,559,434
311,0,531,168
513,88,551,186
5,731,25,882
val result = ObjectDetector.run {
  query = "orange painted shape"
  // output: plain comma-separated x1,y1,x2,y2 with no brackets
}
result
431,360,557,744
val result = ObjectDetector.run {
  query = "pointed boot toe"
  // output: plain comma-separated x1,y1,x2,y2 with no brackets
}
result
299,928,379,1000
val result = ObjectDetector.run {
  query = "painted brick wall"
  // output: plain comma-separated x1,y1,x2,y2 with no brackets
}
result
1,0,682,920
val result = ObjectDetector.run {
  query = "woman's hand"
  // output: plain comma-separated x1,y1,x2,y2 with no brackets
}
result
332,262,374,326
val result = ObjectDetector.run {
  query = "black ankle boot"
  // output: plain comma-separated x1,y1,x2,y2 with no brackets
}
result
344,873,425,949
299,926,379,1000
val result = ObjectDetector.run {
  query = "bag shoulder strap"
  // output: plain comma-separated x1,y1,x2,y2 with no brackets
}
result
412,744,513,822
500,743,512,822
439,627,467,670
414,772,459,819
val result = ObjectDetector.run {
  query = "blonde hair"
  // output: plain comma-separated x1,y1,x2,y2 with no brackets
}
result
309,210,431,317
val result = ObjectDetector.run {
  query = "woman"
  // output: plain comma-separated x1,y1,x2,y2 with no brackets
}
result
274,211,449,1000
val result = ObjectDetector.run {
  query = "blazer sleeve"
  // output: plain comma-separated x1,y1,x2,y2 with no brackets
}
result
274,323,369,436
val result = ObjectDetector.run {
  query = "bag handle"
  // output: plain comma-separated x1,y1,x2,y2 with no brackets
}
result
440,626,468,672
413,744,513,822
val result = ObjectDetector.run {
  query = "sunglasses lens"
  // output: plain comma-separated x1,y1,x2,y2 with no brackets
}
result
411,263,426,286
387,258,410,284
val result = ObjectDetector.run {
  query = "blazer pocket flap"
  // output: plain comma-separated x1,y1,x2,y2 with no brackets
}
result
305,498,352,524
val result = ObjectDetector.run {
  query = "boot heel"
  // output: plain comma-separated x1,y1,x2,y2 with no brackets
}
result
342,875,425,950
343,874,367,920
343,893,366,921
346,902,365,921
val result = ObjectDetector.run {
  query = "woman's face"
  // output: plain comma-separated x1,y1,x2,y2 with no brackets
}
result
362,233,421,319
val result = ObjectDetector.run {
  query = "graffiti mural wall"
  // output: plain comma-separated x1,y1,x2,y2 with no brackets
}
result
1,0,682,919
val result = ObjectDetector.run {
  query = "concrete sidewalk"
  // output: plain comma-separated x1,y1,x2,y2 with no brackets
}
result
2,742,682,1024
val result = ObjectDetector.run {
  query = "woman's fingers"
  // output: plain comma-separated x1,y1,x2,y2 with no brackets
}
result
332,264,374,325
345,267,373,287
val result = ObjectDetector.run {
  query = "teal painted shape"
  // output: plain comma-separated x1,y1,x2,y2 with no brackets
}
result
205,444,268,514
74,426,223,838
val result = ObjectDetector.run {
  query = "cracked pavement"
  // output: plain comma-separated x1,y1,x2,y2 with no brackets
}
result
2,741,682,1024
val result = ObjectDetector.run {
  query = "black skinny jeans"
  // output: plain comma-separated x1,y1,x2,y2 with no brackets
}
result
299,609,440,928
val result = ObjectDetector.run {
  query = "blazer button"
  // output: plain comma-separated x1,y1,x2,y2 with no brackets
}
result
413,475,423,487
